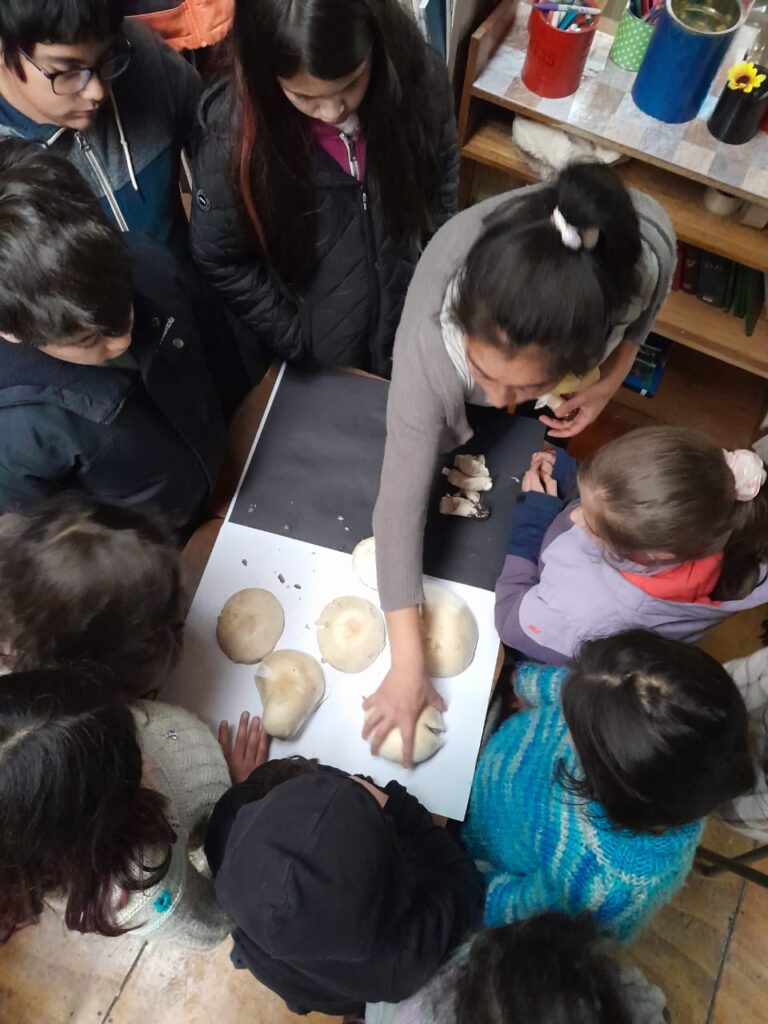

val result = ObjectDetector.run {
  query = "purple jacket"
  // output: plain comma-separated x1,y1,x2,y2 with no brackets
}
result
495,488,768,665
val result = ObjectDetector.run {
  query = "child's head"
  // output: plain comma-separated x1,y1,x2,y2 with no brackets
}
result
0,139,134,364
230,0,443,289
577,426,768,600
453,162,642,409
0,493,184,695
0,1,128,131
562,629,753,833
455,913,635,1024
0,665,175,942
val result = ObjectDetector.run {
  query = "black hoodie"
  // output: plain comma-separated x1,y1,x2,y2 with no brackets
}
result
205,764,483,1016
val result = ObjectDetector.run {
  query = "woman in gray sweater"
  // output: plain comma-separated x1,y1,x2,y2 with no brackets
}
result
365,163,676,764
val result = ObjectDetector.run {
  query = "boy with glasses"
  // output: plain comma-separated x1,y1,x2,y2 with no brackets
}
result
0,0,201,258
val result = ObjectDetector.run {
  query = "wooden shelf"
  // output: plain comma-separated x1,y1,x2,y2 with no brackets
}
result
461,120,768,377
461,120,768,272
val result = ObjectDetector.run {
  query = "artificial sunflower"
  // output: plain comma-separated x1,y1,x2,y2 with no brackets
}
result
727,60,766,94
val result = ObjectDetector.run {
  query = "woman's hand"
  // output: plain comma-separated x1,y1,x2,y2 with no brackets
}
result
538,377,615,439
363,606,445,768
218,711,270,784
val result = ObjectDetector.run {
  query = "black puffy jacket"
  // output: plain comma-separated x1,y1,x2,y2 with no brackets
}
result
189,58,458,379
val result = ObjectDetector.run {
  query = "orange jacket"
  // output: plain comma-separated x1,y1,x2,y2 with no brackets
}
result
127,0,233,52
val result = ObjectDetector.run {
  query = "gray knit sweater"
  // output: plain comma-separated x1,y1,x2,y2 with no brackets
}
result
372,186,675,612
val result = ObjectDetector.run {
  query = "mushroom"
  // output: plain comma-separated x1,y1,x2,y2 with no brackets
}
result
351,536,378,590
255,650,325,739
420,583,479,677
441,467,493,492
454,453,490,479
316,596,386,673
439,494,490,520
217,588,285,664
369,705,446,765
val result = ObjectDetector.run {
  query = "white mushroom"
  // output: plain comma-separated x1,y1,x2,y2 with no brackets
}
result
439,494,490,520
217,588,285,664
368,705,446,765
442,467,493,492
255,650,325,739
454,453,489,478
420,583,479,677
316,597,386,673
351,536,378,590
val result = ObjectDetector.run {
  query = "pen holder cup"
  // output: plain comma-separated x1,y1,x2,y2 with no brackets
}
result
522,8,598,99
632,0,744,123
609,8,654,71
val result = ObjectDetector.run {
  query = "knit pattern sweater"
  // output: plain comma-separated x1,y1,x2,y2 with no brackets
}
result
114,701,231,948
461,665,702,940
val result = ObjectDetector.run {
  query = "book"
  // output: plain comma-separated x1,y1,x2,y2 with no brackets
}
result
680,246,701,294
671,242,684,291
696,252,732,308
623,333,672,397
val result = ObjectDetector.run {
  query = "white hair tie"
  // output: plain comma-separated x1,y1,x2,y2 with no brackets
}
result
551,206,599,252
723,448,767,502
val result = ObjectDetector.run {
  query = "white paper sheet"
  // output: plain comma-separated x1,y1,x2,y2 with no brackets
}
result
162,522,498,820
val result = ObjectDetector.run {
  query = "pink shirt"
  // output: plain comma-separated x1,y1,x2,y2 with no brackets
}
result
309,117,367,181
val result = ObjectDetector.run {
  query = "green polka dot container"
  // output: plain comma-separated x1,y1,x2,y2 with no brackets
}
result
609,9,654,72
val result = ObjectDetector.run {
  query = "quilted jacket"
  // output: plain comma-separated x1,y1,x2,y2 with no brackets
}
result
189,58,458,379
125,0,233,51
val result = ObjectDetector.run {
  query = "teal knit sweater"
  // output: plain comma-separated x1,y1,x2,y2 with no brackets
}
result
462,664,702,940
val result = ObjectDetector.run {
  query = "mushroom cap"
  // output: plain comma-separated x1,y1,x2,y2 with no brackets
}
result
316,596,386,673
371,705,446,765
255,650,325,739
352,536,378,591
217,588,285,664
420,583,479,678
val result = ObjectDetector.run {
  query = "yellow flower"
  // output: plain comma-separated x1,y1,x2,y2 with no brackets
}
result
727,61,767,94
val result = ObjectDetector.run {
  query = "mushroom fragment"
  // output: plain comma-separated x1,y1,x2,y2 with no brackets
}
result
255,650,325,739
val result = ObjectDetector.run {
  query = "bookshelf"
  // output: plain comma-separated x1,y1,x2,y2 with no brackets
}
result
457,1,768,436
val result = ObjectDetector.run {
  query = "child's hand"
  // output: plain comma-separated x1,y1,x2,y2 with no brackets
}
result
522,464,558,496
529,449,556,475
218,711,270,785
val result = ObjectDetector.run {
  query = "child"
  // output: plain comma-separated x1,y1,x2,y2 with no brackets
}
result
0,140,227,527
496,428,768,663
0,665,257,948
190,0,458,379
367,162,675,765
0,0,200,257
204,758,484,1017
0,495,184,696
462,630,753,938
366,912,667,1024
719,644,768,839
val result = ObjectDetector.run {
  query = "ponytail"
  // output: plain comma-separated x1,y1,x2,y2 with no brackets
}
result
453,162,641,378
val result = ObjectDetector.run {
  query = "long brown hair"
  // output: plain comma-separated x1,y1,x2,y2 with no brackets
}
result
229,0,445,291
0,666,175,942
578,427,768,600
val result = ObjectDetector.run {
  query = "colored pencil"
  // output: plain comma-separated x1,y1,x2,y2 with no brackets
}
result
534,3,598,13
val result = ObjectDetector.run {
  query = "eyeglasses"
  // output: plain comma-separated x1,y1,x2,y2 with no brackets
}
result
18,40,133,96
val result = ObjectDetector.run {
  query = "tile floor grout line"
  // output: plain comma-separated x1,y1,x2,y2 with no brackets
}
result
705,876,747,1024
99,943,148,1024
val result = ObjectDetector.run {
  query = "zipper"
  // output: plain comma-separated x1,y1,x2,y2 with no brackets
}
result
76,132,129,232
339,131,361,182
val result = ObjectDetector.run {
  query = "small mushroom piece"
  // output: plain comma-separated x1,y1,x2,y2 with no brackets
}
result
441,467,493,492
316,596,386,673
420,583,479,677
368,705,446,765
351,536,378,590
439,494,490,520
217,588,285,664
454,453,489,478
255,650,325,739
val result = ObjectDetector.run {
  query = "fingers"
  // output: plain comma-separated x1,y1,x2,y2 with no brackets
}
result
428,688,447,712
217,719,231,756
522,469,543,492
530,449,555,470
399,719,416,770
545,475,559,497
233,710,250,757
244,713,262,760
368,716,392,756
362,702,385,741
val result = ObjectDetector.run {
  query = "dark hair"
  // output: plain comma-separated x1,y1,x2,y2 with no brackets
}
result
0,139,133,346
0,0,124,76
560,630,754,833
0,493,184,696
578,426,768,601
229,0,444,290
0,665,175,942
455,913,633,1024
453,162,642,378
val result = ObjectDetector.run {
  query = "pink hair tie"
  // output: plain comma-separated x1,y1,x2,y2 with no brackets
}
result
723,449,767,502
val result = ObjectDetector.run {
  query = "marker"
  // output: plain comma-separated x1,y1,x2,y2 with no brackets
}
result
533,3,598,12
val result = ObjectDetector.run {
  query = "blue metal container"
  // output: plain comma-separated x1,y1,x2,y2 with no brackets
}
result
632,0,744,123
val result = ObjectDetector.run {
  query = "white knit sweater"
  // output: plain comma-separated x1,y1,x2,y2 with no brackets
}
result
113,701,232,948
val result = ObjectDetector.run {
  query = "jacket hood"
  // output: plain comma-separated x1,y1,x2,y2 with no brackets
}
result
0,93,66,143
212,769,399,962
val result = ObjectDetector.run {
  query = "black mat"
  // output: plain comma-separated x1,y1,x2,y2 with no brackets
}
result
230,366,546,592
